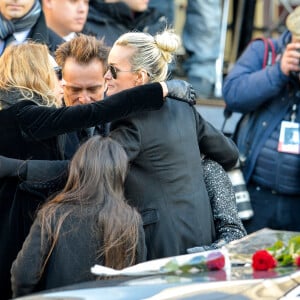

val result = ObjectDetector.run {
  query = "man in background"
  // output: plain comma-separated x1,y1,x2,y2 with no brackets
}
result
223,6,300,233
42,0,89,41
0,0,63,55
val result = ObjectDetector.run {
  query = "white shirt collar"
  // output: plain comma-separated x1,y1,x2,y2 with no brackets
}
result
63,32,76,41
0,29,30,54
13,30,31,43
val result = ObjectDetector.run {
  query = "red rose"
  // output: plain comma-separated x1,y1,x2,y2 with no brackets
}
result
295,256,300,267
206,251,225,270
252,250,277,271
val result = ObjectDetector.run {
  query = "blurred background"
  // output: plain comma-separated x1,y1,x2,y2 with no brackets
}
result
173,0,300,134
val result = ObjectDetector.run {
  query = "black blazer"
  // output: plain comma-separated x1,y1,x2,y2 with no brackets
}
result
28,13,64,53
110,99,239,260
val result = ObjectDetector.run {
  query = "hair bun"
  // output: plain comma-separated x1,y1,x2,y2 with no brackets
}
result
154,30,181,63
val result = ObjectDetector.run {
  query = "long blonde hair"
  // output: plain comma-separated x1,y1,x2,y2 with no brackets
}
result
39,136,142,272
114,29,181,82
0,42,59,107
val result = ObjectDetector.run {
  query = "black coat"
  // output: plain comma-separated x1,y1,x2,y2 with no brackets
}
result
84,2,167,46
11,204,146,296
0,83,163,299
110,99,240,259
28,13,64,54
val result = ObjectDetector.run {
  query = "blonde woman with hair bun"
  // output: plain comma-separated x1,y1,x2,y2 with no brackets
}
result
111,29,180,85
105,29,241,260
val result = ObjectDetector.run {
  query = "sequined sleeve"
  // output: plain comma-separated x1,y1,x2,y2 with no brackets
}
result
203,159,247,247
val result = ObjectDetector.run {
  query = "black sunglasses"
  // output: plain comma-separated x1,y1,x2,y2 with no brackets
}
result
106,65,134,80
54,66,62,80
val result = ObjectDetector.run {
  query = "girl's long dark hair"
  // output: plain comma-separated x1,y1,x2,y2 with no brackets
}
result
38,136,142,272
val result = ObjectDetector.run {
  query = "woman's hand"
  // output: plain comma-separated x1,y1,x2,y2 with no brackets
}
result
162,79,196,105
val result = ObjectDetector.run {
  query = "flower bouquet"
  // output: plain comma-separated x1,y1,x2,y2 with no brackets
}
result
161,250,226,274
91,249,229,277
252,235,300,271
225,228,300,266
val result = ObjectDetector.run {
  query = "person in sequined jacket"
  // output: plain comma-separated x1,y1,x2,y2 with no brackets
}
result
222,7,300,234
187,159,246,254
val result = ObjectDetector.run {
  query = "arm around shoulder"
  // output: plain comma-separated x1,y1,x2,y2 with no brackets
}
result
16,83,164,140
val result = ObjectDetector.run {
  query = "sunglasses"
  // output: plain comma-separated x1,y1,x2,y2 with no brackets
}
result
106,64,135,80
54,66,62,80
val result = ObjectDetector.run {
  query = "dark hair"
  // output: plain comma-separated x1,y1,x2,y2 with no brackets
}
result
39,136,142,272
